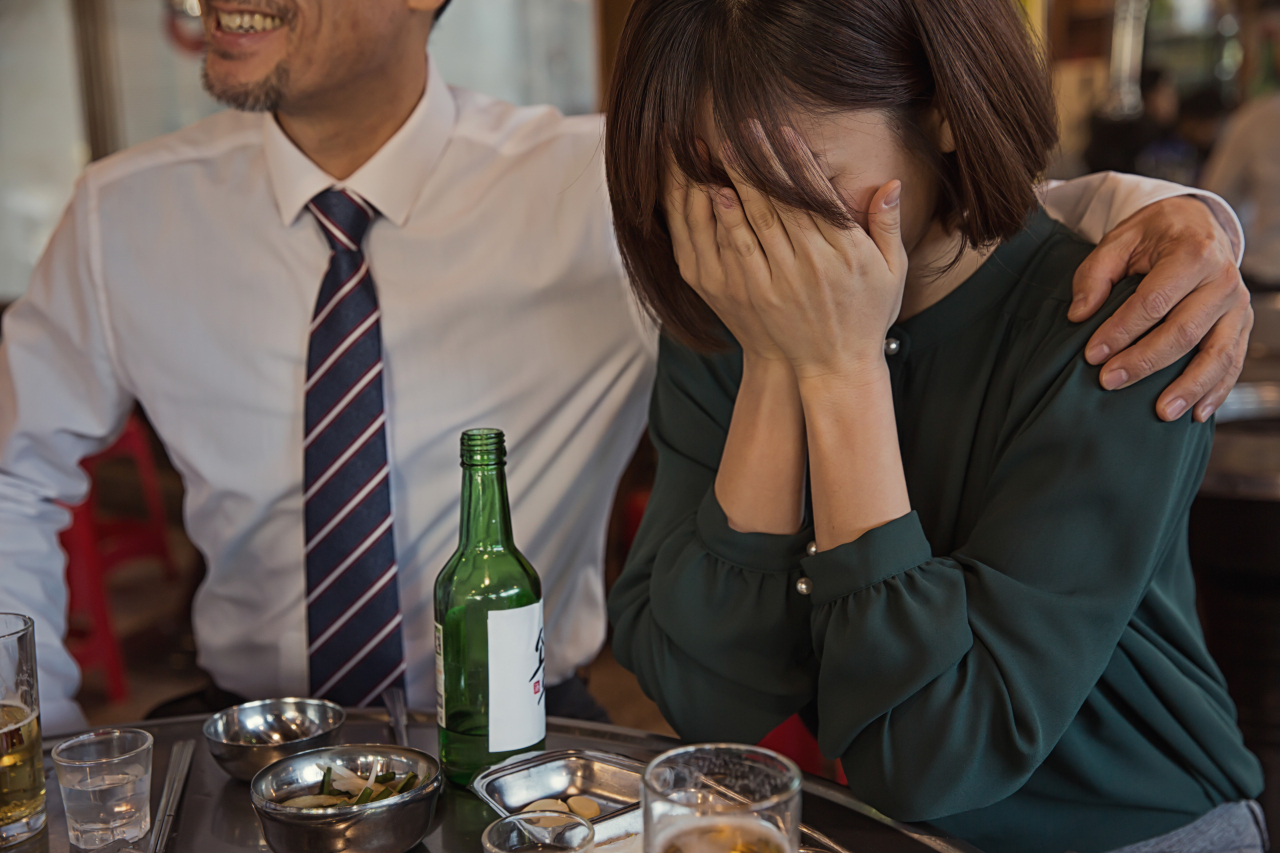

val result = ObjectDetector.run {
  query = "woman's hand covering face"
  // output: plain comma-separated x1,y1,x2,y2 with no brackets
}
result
663,128,908,382
1069,196,1253,423
663,151,791,363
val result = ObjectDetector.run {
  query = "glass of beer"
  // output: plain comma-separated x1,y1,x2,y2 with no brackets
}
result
0,614,45,847
642,745,801,853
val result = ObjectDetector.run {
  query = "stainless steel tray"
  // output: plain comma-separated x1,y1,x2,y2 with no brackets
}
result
470,749,645,844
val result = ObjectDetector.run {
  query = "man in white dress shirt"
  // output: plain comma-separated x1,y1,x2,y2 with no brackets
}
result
0,0,1256,733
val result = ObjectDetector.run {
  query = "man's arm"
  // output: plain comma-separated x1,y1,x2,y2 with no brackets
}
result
0,179,134,734
1040,173,1251,423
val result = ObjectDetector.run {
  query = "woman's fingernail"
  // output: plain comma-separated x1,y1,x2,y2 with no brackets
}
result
1086,343,1110,364
717,189,737,209
1164,398,1188,419
1197,402,1217,421
1101,368,1128,390
883,184,901,208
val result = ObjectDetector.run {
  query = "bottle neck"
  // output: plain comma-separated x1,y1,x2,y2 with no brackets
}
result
458,463,515,551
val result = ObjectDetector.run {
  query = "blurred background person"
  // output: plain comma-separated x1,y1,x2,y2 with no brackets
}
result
1173,86,1232,180
1085,67,1180,175
1202,0,1280,292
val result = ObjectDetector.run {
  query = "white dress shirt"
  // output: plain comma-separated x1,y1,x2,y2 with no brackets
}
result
0,56,1243,734
1202,93,1280,283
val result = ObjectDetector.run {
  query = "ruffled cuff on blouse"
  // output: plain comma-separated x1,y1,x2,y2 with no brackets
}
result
801,511,933,607
695,487,813,574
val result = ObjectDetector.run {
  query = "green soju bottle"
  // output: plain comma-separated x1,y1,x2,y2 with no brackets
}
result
435,428,546,786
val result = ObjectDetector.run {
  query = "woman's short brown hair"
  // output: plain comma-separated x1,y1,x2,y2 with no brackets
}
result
604,0,1059,351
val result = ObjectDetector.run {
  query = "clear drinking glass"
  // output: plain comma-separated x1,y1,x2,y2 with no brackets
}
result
642,745,802,853
482,811,596,853
52,729,154,848
0,614,45,847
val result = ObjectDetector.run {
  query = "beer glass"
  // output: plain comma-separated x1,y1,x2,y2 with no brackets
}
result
642,745,801,853
0,615,45,846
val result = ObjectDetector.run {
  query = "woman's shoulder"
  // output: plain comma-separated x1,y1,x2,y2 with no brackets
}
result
1001,210,1142,358
989,211,1162,415
1006,210,1131,318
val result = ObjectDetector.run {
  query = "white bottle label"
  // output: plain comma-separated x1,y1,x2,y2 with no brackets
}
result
486,602,546,753
434,620,445,727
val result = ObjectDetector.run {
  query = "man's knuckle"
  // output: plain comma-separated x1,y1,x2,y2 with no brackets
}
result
1172,321,1203,352
1214,344,1236,372
1133,351,1164,377
1140,287,1174,319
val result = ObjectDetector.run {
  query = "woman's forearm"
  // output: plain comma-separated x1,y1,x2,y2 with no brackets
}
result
715,355,808,534
799,363,911,550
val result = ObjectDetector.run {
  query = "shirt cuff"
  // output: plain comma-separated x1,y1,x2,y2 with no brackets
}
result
1184,190,1246,265
801,511,933,607
41,698,89,736
696,488,813,574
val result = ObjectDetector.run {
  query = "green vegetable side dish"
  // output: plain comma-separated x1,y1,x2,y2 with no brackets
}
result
276,763,421,809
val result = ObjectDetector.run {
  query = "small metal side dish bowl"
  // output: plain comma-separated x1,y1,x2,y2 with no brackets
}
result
204,697,345,782
250,744,443,853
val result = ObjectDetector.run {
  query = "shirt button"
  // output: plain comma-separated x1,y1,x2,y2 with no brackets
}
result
884,337,901,356
806,541,817,556
796,577,813,595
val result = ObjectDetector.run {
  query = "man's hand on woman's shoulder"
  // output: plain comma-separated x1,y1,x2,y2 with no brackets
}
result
1069,195,1252,423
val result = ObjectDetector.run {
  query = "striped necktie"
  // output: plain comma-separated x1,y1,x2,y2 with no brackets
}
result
303,188,405,708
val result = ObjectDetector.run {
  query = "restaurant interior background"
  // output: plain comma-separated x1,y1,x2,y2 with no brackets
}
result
1,0,1279,829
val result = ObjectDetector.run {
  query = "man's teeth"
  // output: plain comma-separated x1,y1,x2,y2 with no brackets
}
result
217,10,283,33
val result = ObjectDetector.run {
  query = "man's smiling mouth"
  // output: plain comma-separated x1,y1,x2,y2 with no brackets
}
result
217,10,285,33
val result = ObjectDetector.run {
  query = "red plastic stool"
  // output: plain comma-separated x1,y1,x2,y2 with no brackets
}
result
621,488,651,556
60,415,176,702
62,499,129,702
79,416,176,581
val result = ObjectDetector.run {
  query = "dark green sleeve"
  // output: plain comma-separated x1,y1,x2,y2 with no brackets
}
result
804,346,1209,822
607,336,819,743
609,318,1212,822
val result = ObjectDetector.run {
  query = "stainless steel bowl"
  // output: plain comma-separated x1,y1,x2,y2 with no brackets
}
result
250,744,443,853
204,698,345,781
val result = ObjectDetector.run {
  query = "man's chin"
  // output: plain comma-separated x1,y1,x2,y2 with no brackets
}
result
202,58,290,112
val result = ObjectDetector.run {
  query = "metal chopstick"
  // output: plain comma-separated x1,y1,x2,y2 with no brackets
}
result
148,738,195,853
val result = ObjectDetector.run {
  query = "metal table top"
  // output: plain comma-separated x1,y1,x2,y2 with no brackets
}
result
25,711,978,853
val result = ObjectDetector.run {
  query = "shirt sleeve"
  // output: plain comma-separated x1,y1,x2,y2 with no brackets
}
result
0,178,134,734
610,290,1212,822
1039,172,1244,264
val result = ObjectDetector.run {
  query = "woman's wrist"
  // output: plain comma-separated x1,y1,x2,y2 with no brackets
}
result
795,355,892,399
798,358,908,550
718,351,807,535
742,351,799,385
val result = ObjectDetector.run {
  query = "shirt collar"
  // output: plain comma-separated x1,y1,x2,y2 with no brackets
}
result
263,54,456,228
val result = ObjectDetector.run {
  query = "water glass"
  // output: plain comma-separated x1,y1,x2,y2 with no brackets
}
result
482,811,596,853
52,729,154,848
642,744,801,853
0,614,45,847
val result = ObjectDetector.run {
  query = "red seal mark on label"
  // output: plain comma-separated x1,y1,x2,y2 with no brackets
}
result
533,680,541,695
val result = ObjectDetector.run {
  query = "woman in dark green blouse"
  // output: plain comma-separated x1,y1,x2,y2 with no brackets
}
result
601,0,1264,851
